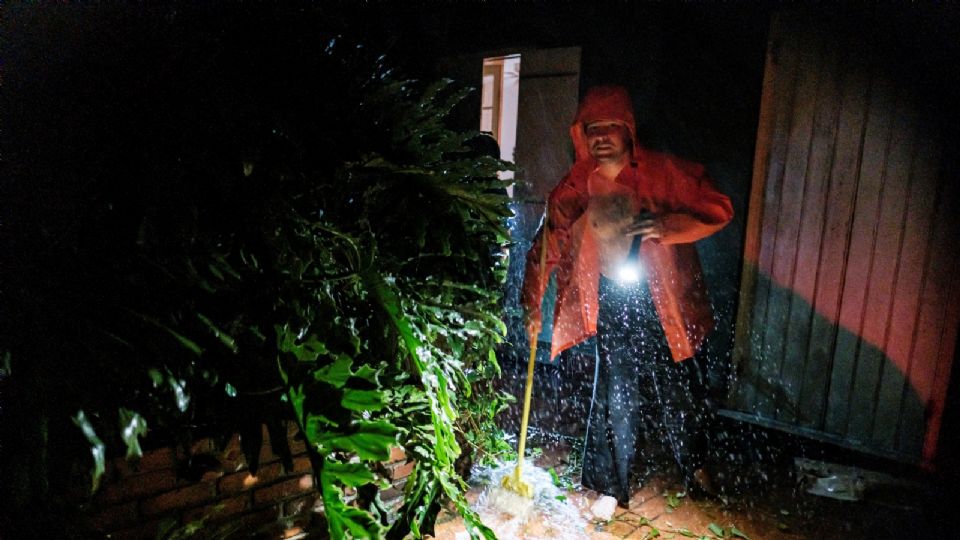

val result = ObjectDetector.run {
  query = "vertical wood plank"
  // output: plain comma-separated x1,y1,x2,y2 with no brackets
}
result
754,28,824,419
844,91,917,444
899,123,949,460
799,49,871,430
777,37,843,425
731,12,780,404
736,17,803,412
919,144,960,465
871,122,940,452
922,181,960,464
824,73,895,435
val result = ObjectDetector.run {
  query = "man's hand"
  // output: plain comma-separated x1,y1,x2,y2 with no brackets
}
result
624,213,662,241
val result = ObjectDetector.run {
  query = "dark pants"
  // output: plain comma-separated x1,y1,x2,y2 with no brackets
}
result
580,275,713,505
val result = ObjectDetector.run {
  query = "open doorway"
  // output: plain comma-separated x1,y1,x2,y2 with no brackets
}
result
480,54,520,196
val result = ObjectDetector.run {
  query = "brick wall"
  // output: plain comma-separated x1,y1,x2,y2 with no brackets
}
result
81,424,411,539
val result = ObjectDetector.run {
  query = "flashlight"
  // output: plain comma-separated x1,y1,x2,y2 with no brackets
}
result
617,235,643,283
616,210,651,283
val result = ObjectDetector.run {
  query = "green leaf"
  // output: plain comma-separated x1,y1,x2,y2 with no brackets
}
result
548,467,561,485
305,412,338,434
315,354,353,387
279,326,329,363
73,410,106,492
353,364,378,383
196,313,238,353
316,420,398,461
341,388,387,412
118,408,147,460
320,467,384,540
730,526,750,539
165,327,203,356
323,459,378,487
708,523,725,537
361,269,423,373
148,368,164,386
167,375,190,412
677,529,697,538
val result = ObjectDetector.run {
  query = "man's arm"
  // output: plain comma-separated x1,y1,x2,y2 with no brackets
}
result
626,158,733,245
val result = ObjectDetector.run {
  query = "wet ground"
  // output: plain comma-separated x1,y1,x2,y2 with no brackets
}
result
428,432,954,540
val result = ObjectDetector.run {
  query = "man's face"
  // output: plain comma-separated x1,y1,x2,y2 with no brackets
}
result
585,121,630,163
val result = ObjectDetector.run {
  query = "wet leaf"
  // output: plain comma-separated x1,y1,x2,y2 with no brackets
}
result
316,420,398,461
72,410,106,492
320,465,384,540
118,408,147,460
341,388,386,412
196,313,238,353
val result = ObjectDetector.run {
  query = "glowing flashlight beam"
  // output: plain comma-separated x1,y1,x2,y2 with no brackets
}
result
616,234,644,283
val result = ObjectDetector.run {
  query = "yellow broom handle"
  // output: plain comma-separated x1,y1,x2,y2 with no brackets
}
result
516,223,549,472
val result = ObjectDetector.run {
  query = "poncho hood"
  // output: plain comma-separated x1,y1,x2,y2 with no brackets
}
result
570,85,642,163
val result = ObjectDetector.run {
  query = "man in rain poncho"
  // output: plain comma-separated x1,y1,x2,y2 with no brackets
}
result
521,85,733,506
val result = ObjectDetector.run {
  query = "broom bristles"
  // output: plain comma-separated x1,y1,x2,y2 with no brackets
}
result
500,465,534,498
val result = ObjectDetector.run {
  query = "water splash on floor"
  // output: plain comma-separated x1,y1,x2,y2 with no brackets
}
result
467,460,590,540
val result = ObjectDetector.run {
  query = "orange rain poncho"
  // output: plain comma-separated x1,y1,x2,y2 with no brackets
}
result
521,86,733,362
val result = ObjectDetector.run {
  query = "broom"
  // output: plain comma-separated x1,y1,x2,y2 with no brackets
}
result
500,222,550,499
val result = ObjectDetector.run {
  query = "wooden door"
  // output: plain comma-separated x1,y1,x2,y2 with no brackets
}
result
728,11,959,466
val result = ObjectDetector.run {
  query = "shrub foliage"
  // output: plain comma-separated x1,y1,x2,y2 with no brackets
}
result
2,8,512,539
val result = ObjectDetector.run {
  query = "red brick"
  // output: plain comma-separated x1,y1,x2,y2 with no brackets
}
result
290,455,313,475
217,434,247,472
289,437,307,455
389,460,415,480
191,437,214,454
237,506,282,531
282,525,305,539
282,493,320,518
220,454,247,473
253,475,314,506
201,469,225,483
104,519,162,540
182,494,250,524
86,500,139,531
256,462,285,483
219,470,258,494
114,447,175,477
380,487,404,507
258,447,280,469
219,461,284,494
388,446,406,463
95,469,177,505
141,483,215,516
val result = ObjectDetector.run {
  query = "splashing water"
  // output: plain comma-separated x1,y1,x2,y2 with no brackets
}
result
467,460,590,540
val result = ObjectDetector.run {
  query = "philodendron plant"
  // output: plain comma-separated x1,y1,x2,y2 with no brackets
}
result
3,20,514,539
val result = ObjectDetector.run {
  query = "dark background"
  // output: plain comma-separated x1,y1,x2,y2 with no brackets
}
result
4,0,959,504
